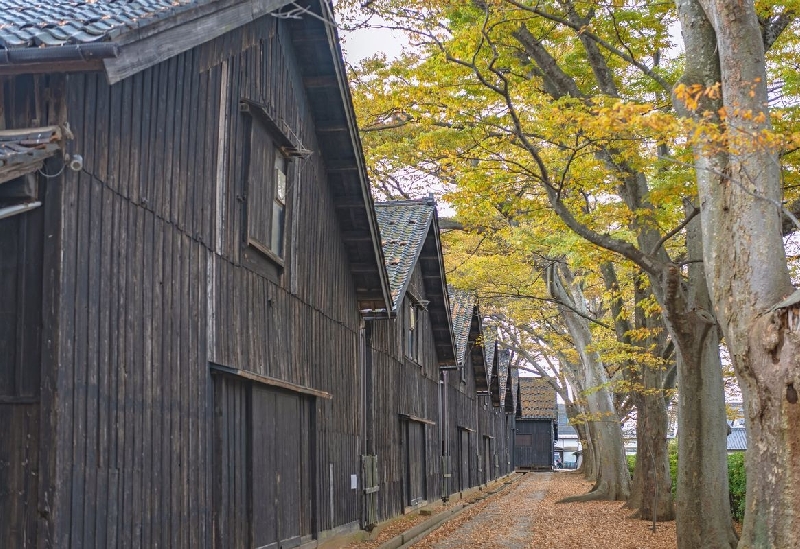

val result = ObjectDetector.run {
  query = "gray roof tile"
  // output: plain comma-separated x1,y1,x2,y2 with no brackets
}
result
375,201,434,310
0,0,202,48
447,288,475,363
727,427,747,451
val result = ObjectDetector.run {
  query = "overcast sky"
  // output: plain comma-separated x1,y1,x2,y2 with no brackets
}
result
338,16,406,64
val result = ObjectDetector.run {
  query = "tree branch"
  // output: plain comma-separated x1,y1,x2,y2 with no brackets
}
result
504,0,673,93
649,205,700,256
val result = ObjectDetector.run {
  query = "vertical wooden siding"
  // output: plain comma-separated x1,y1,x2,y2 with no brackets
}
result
44,15,363,549
0,72,66,549
368,262,442,521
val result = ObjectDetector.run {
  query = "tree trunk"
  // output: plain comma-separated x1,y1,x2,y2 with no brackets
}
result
583,421,598,482
678,1,800,546
626,407,643,511
635,383,674,521
549,265,631,501
602,264,674,520
573,419,592,477
685,0,800,549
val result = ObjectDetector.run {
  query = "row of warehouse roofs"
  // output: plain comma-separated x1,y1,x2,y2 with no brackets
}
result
373,198,558,415
373,198,525,407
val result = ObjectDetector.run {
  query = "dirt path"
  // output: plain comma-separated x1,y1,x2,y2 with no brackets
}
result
411,473,677,549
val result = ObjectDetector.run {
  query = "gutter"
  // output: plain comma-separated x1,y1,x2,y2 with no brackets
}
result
0,43,119,65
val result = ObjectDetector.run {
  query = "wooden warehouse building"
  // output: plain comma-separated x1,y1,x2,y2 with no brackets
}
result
444,292,515,497
0,1,520,547
515,377,558,470
366,199,456,521
0,1,394,548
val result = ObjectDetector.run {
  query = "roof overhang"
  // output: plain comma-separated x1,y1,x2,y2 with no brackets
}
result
466,306,489,392
287,1,392,313
418,209,456,365
0,0,294,78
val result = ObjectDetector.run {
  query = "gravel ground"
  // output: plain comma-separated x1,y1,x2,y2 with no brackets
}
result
411,472,677,549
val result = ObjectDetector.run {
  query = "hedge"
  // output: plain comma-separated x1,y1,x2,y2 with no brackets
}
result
625,441,746,522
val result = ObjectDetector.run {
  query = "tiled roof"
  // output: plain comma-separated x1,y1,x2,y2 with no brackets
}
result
0,0,201,48
375,201,434,311
448,287,475,362
518,377,557,419
483,329,496,371
727,427,747,451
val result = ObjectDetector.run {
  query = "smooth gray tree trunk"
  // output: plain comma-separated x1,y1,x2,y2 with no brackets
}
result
680,1,800,546
549,265,631,501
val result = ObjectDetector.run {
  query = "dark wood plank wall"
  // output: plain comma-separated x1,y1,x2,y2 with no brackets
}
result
443,332,514,494
445,351,478,492
0,18,517,549
0,209,45,549
368,262,441,521
0,72,65,549
19,15,365,549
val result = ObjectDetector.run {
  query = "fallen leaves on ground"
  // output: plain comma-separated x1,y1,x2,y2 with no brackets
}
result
346,473,678,549
512,472,677,549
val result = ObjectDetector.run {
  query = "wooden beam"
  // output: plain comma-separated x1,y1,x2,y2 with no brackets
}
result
210,364,332,399
399,413,436,426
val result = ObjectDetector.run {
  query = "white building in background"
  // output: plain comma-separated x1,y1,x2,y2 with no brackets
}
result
554,403,582,468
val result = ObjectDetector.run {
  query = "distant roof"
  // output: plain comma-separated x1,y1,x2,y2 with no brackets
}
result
504,361,516,413
0,0,201,48
518,377,557,419
483,329,496,372
727,427,747,451
448,287,488,382
375,201,435,311
448,288,475,362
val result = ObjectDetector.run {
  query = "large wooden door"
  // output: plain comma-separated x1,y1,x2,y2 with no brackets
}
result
458,430,470,491
403,421,426,507
251,386,313,549
513,420,553,469
213,377,313,549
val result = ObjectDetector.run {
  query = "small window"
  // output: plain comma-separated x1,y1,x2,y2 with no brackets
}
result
271,149,287,257
405,299,423,363
247,120,289,264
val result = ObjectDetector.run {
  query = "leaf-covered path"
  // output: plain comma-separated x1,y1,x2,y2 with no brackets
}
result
412,472,677,549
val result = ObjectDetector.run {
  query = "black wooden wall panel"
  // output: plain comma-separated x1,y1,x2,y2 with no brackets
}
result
16,14,367,548
368,261,442,521
0,74,55,549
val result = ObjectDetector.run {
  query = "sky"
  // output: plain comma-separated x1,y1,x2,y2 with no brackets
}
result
340,24,405,64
